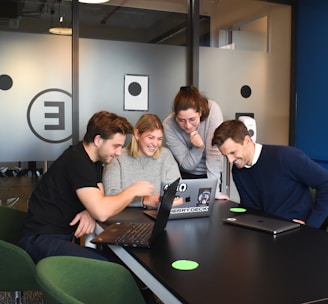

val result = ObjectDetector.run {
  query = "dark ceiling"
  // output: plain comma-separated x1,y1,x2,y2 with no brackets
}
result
0,0,291,45
0,1,193,44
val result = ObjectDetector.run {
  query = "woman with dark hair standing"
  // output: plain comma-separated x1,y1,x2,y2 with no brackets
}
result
163,85,228,199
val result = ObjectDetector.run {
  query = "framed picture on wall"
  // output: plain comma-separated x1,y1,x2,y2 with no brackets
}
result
124,74,149,111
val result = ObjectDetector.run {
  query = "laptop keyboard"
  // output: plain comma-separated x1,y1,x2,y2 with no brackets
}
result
115,223,153,243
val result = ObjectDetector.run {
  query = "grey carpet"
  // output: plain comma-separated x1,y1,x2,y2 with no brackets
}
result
0,291,43,304
0,290,163,304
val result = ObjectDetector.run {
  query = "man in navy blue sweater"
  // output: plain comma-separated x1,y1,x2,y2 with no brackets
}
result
212,119,328,229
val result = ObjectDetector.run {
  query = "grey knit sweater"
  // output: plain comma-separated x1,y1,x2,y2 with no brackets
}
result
103,147,180,207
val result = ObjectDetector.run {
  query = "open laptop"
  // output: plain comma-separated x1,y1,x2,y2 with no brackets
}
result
91,177,180,248
222,213,301,235
144,178,217,220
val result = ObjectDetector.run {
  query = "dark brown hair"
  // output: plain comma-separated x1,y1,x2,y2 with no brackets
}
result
212,120,250,147
173,85,209,121
83,111,133,143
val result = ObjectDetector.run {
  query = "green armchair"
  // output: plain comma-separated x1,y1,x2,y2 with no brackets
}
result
0,240,38,291
0,205,27,244
36,256,146,304
0,206,40,303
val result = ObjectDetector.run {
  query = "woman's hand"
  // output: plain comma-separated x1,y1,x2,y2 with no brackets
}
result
172,196,184,207
190,131,205,149
215,193,230,200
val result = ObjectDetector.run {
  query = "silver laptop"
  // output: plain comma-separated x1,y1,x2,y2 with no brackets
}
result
144,178,217,220
91,178,180,248
222,213,301,235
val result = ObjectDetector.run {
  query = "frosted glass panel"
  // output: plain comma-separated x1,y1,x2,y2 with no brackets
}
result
0,31,186,162
200,5,291,201
0,31,72,162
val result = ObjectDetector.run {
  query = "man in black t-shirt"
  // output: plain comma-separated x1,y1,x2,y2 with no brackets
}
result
18,111,154,263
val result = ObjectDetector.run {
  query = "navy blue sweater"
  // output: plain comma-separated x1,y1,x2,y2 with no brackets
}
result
232,145,328,228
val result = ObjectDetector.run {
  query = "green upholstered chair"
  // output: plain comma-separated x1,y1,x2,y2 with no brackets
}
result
0,240,39,291
310,188,316,200
36,256,146,304
0,206,40,303
309,188,328,231
0,205,27,244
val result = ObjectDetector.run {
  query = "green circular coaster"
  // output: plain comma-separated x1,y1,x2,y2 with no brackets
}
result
171,260,199,271
230,207,247,213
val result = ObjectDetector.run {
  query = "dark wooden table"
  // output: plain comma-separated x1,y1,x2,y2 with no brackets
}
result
98,200,328,304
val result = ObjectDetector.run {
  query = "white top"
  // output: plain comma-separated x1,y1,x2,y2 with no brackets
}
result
245,143,263,168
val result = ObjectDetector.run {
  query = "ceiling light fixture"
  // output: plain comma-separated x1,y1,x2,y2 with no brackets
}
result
49,0,72,36
49,27,72,36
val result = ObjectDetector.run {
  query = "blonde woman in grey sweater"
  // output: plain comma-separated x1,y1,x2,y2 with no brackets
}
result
103,114,181,209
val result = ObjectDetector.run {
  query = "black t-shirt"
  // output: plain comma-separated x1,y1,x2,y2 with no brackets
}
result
22,142,103,236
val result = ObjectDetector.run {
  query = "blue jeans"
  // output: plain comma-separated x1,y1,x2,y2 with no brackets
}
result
18,233,117,264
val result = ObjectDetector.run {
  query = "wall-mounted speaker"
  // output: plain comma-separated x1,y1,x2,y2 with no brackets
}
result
238,116,256,142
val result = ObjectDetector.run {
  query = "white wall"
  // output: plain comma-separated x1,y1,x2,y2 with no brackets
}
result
78,39,187,136
199,5,291,201
0,5,291,198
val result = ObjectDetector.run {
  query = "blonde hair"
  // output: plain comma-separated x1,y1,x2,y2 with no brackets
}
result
127,114,164,159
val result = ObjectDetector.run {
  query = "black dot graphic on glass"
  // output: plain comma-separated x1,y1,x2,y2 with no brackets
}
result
240,85,251,98
0,74,13,90
128,82,142,96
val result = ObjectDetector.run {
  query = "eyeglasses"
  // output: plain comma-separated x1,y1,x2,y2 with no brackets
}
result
176,116,198,125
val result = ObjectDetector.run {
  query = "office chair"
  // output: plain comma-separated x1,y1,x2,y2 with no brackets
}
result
0,205,26,243
310,188,327,231
309,188,328,231
36,256,146,304
0,240,39,293
0,206,40,303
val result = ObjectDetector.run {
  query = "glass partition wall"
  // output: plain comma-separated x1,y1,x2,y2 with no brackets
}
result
197,0,293,201
0,0,293,204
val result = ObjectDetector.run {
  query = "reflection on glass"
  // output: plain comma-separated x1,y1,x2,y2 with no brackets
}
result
0,0,204,46
0,0,289,49
202,0,289,51
0,0,290,49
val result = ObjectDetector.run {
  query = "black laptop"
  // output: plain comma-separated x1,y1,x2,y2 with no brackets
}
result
222,213,301,235
91,177,180,248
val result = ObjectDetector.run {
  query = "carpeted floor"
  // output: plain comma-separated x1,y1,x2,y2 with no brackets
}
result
0,290,162,304
0,289,163,304
0,291,44,304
